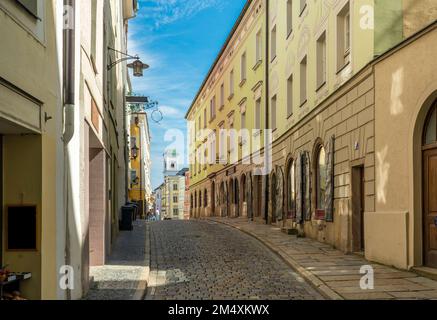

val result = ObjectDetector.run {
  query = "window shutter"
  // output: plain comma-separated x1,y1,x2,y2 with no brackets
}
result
303,151,312,221
324,136,335,222
16,0,39,18
295,154,303,223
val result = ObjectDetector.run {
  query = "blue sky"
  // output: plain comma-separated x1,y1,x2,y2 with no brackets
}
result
129,0,246,190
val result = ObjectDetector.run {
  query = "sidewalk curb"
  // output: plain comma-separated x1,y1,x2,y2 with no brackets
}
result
133,222,150,300
207,218,344,300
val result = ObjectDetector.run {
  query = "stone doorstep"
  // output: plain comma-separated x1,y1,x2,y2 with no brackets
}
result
208,217,437,300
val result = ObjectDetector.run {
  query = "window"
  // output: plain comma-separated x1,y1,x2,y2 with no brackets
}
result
16,0,39,19
204,190,208,207
241,111,246,129
220,84,224,108
255,99,261,129
337,2,351,70
256,30,262,63
317,31,327,88
173,184,178,191
287,0,293,36
300,56,307,105
173,208,179,216
241,53,247,83
300,0,307,15
204,108,207,128
271,26,277,61
316,145,327,212
288,161,296,217
230,70,235,97
271,95,277,130
287,75,293,117
173,196,178,203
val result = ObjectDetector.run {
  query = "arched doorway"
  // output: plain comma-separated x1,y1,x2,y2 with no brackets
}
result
422,100,437,268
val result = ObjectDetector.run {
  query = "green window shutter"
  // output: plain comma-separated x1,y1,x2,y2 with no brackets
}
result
16,0,39,19
324,136,335,222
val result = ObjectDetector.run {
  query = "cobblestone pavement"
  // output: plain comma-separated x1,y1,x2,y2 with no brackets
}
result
210,217,437,300
85,220,149,300
146,220,324,300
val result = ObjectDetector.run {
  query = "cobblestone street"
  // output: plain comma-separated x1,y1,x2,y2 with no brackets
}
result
146,220,324,300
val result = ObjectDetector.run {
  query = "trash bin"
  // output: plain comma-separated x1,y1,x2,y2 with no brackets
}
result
120,205,134,231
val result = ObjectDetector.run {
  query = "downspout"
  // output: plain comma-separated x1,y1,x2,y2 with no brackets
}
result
63,0,75,300
264,0,270,224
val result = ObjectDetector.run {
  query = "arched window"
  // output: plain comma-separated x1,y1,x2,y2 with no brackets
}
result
204,189,208,207
424,102,437,145
288,160,296,218
316,145,327,212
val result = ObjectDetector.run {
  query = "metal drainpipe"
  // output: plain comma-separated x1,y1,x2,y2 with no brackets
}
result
264,0,270,224
63,0,75,300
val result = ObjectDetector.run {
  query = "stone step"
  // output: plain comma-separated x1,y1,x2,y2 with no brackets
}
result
413,266,437,281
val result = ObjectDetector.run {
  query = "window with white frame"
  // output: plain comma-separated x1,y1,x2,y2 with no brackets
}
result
337,2,351,70
300,56,307,105
317,31,327,88
204,108,207,128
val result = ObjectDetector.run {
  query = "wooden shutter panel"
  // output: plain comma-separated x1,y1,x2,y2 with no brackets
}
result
296,154,303,223
303,152,312,221
16,0,39,18
276,167,284,221
325,136,335,222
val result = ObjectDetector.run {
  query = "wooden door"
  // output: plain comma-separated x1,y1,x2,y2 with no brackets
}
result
423,148,437,268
